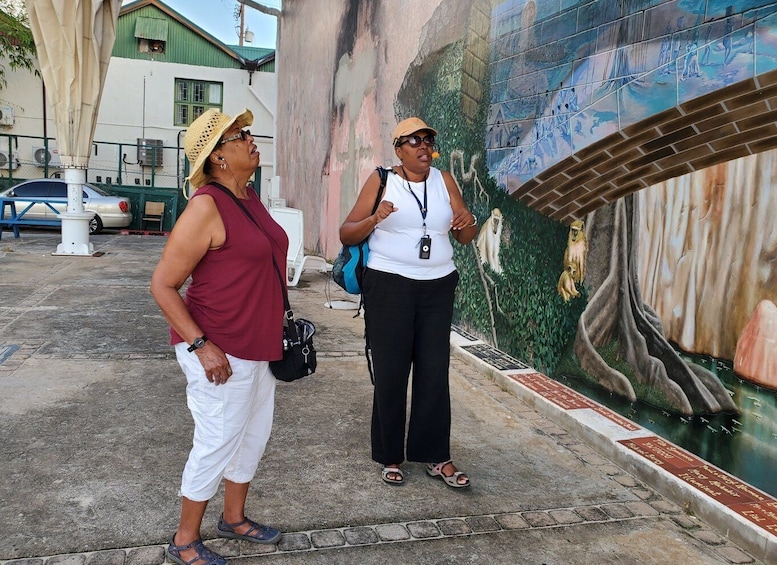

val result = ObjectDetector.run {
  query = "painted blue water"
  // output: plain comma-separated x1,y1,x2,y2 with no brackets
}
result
557,353,777,498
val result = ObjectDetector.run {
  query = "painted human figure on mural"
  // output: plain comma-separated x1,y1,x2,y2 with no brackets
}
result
529,128,542,167
658,24,673,71
539,112,557,155
723,8,734,65
509,148,525,177
556,104,570,137
672,17,684,63
508,124,521,146
700,25,713,66
497,148,524,189
681,42,702,81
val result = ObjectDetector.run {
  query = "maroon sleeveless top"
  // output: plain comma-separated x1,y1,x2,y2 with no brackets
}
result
170,184,289,361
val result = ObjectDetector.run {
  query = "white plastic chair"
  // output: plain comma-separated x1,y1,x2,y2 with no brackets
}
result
269,206,331,286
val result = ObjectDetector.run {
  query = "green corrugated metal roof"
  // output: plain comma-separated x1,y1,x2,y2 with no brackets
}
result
228,45,274,61
228,45,275,72
115,1,248,69
134,16,168,41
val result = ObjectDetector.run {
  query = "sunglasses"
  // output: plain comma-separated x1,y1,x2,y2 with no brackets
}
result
219,129,252,144
396,134,436,148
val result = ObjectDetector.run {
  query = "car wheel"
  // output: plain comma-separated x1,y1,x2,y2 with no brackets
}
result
89,215,103,235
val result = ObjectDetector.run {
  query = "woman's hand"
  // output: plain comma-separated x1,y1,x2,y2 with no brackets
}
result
441,171,478,245
340,169,397,245
374,200,397,224
195,342,233,385
451,209,476,231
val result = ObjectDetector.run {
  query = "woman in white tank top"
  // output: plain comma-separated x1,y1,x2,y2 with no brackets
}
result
339,117,479,489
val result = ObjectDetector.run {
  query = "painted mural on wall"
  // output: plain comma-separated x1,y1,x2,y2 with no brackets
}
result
390,0,585,381
487,0,777,191
290,0,776,498
466,0,777,497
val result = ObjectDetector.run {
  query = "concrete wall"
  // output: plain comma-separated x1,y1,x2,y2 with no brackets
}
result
276,0,444,257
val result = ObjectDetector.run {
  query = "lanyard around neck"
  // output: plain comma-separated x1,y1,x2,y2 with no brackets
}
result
401,166,428,232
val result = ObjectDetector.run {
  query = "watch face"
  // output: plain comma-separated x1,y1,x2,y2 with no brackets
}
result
194,338,205,348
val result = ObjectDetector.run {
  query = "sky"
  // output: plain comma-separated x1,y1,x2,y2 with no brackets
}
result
121,0,279,49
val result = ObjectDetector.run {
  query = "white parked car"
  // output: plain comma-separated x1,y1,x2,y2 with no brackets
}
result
0,179,133,234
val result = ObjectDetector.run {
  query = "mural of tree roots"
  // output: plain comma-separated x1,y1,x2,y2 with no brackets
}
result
575,196,738,416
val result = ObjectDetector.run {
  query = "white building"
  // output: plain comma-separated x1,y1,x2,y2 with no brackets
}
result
0,0,277,227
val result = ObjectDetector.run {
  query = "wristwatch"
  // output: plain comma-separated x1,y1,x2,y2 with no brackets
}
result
187,335,208,352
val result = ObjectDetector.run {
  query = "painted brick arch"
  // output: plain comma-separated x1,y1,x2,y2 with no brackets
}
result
487,1,777,225
511,68,777,224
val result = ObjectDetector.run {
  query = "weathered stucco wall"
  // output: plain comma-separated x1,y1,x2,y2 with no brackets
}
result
277,0,445,258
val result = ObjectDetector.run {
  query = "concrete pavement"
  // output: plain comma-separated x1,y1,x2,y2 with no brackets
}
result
0,231,771,564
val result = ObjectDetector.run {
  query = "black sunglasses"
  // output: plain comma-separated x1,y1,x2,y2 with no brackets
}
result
396,134,436,148
219,129,251,144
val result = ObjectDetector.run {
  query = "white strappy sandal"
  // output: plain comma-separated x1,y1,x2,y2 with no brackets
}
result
426,460,470,488
381,465,405,485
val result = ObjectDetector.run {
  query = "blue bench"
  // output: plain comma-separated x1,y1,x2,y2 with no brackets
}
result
0,197,63,240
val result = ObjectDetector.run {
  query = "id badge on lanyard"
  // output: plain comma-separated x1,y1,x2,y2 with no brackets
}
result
404,167,431,260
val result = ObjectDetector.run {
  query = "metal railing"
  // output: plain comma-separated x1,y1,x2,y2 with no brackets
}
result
0,133,188,190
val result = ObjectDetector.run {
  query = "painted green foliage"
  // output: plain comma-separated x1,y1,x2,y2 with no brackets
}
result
404,40,587,373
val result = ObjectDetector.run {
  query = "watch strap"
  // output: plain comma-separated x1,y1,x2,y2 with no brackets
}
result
187,335,208,352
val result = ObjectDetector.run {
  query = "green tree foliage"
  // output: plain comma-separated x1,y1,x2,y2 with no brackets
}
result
0,1,36,89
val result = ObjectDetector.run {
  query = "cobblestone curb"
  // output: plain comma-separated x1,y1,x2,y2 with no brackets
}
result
1,499,755,565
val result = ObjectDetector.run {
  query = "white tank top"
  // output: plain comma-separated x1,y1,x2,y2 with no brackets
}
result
367,167,456,280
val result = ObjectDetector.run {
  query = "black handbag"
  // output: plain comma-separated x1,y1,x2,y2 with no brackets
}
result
270,312,317,382
211,183,317,382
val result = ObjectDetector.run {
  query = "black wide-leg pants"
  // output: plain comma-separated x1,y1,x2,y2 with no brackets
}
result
363,268,459,465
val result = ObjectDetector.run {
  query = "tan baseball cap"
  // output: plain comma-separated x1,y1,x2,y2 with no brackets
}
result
392,117,437,145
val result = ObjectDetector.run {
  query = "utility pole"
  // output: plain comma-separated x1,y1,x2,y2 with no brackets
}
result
239,2,245,46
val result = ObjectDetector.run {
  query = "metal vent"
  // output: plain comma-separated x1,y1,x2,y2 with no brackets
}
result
137,138,163,167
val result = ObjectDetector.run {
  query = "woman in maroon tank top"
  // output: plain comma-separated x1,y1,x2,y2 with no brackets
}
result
151,108,288,565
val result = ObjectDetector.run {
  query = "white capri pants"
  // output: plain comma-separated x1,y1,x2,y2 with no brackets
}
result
175,342,277,502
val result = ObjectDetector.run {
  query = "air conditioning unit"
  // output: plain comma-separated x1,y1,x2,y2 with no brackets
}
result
0,150,19,169
32,145,61,168
0,106,14,126
137,138,163,167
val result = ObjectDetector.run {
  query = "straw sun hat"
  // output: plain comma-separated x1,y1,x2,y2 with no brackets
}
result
184,108,253,190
